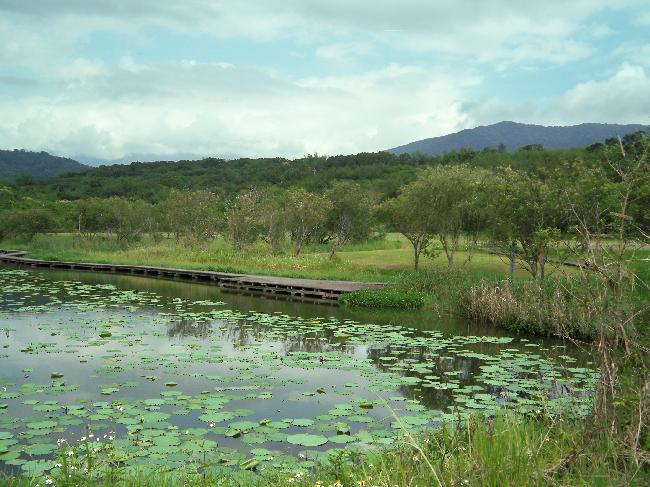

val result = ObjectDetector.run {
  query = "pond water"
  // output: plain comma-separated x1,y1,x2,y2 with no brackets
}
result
0,266,597,476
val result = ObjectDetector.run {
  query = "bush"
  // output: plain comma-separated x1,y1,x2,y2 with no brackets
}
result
340,288,426,309
0,208,55,241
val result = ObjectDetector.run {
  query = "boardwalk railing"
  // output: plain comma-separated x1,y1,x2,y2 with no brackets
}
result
0,250,384,303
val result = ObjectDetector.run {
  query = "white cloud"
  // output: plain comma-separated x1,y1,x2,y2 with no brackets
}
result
0,60,475,159
1,1,648,159
464,63,650,127
2,1,645,65
556,64,650,124
315,42,373,62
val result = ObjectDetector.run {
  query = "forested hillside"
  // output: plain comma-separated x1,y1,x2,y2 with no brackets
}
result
389,121,647,155
0,149,88,182
23,145,601,202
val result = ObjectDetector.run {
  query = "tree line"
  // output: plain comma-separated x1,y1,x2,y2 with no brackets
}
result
0,132,647,279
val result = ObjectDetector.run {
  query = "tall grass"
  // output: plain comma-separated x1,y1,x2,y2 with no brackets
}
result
0,234,398,282
461,278,604,339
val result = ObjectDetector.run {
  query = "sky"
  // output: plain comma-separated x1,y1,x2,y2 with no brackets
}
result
0,1,649,163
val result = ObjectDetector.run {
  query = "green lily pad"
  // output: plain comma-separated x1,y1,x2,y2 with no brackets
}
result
286,434,328,447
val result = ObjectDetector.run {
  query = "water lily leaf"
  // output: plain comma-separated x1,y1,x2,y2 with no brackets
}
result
286,434,328,447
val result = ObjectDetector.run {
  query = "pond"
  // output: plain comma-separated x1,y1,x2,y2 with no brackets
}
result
0,266,598,477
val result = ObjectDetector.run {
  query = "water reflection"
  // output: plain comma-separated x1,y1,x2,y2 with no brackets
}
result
167,318,214,338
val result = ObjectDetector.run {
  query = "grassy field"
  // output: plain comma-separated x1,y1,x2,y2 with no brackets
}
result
0,232,548,282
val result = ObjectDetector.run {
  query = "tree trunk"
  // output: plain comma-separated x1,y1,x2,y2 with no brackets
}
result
509,243,517,277
328,245,337,260
446,251,454,267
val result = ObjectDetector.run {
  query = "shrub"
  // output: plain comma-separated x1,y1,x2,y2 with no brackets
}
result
0,208,55,241
340,288,426,309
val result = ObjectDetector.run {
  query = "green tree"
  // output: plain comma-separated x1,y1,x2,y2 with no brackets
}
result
489,168,561,279
225,189,264,251
73,198,111,239
283,188,331,256
323,181,374,259
159,189,220,244
0,208,55,241
419,165,491,267
257,189,287,254
380,179,437,271
105,197,153,245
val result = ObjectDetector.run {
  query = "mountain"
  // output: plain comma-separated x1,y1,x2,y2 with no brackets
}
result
0,149,88,182
388,121,647,156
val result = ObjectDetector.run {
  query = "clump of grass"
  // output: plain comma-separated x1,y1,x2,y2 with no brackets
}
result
340,288,426,309
460,277,606,339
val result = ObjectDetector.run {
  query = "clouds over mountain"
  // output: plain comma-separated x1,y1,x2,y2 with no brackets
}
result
0,1,647,159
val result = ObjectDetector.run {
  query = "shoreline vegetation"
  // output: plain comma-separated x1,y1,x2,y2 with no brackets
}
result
2,232,646,341
1,135,648,485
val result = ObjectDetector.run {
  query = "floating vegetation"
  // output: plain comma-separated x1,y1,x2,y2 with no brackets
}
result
0,268,598,477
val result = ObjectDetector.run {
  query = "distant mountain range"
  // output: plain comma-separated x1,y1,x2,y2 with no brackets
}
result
388,121,647,156
0,149,88,182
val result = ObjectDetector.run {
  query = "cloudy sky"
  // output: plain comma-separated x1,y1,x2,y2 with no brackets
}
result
1,1,649,162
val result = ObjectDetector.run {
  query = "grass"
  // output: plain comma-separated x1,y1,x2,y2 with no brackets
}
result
3,414,645,487
339,288,426,309
0,233,537,283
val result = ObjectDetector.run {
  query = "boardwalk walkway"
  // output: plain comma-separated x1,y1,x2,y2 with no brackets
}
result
0,250,384,302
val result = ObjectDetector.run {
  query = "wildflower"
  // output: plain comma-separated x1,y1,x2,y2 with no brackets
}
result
45,479,54,485
66,450,74,456
287,477,295,483
296,471,305,478
109,435,115,441
54,463,62,468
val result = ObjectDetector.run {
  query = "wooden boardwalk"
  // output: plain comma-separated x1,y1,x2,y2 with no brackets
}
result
0,250,384,302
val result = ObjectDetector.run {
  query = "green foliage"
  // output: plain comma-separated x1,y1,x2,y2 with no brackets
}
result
322,181,375,259
0,208,55,241
225,189,265,251
159,188,221,244
340,288,426,309
283,188,332,256
16,146,602,203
